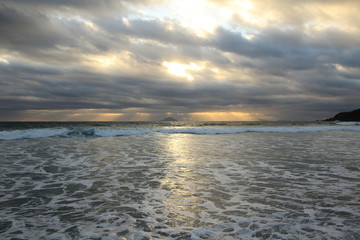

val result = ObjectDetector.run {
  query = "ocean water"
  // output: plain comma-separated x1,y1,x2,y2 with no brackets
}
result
0,121,360,240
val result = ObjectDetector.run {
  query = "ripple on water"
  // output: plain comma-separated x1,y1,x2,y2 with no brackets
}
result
0,132,359,239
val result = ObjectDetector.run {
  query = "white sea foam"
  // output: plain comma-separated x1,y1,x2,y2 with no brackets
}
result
0,128,69,140
1,132,360,239
93,128,152,137
335,121,360,125
159,125,360,134
1,125,360,140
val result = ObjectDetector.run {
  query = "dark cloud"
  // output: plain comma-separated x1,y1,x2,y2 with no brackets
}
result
1,0,124,17
211,27,284,58
0,5,66,49
338,48,360,68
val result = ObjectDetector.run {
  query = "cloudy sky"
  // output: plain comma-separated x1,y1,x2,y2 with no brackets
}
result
1,0,359,121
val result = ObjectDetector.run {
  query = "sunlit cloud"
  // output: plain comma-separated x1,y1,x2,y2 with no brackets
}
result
230,0,260,25
133,0,234,36
167,0,225,36
162,62,203,81
188,111,269,121
83,20,99,32
83,52,136,72
0,57,9,64
12,110,125,121
96,58,116,66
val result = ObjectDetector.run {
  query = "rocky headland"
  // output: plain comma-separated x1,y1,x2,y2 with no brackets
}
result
325,108,360,121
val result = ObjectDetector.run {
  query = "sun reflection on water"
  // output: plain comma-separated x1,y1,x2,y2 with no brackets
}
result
160,134,210,227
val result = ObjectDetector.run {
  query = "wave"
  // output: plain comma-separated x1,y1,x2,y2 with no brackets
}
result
1,125,360,140
0,128,69,140
335,122,360,126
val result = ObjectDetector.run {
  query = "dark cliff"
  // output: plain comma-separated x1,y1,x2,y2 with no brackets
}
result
325,109,360,121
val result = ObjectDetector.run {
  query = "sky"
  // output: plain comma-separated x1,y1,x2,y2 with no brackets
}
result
0,0,359,121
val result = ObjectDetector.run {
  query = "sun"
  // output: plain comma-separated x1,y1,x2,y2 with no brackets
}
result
97,58,114,65
162,61,203,80
169,0,223,35
137,0,233,36
0,57,9,64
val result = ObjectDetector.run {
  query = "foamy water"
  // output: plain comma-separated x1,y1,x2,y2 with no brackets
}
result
1,122,360,140
0,122,360,239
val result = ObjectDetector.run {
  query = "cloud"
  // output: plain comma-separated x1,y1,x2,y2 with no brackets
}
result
0,5,67,49
0,0,359,121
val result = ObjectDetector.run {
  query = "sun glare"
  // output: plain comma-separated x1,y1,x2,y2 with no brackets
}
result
97,58,114,65
173,0,259,32
138,0,234,36
0,57,9,64
189,111,259,121
83,20,99,31
163,61,202,80
170,0,221,35
233,0,255,22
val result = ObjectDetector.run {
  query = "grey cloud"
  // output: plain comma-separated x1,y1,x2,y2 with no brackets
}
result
1,0,124,17
0,5,66,49
0,0,359,121
0,6,85,64
0,3,131,60
1,54,358,120
1,57,291,114
296,73,360,99
96,17,201,46
211,26,359,73
210,25,359,88
338,48,360,68
211,27,284,58
0,60,65,76
1,0,166,21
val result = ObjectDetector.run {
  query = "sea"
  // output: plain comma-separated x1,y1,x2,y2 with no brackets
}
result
0,121,360,240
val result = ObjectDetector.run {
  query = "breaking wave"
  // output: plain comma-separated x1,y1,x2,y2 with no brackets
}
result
0,128,69,140
1,124,360,140
335,122,360,125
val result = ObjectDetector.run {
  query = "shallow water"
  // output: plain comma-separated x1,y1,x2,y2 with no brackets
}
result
1,129,360,239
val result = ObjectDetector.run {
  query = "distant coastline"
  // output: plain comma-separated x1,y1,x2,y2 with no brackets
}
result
324,109,360,122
